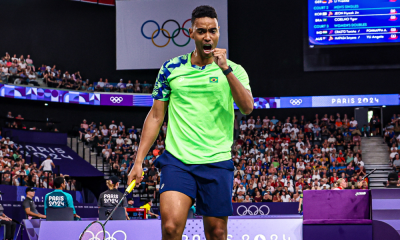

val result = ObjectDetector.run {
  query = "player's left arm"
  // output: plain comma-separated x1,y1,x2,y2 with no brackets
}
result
212,48,253,115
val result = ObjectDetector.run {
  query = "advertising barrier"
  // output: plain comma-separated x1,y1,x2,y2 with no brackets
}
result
232,202,298,216
38,218,303,240
2,84,399,109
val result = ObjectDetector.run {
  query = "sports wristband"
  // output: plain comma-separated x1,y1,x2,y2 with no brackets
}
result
223,66,233,75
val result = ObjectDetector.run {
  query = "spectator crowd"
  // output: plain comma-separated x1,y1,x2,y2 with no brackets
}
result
383,114,400,172
0,52,152,93
0,137,78,191
5,106,400,203
79,119,161,200
78,113,388,204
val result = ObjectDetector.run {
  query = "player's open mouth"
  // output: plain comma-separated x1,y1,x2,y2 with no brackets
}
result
203,44,212,54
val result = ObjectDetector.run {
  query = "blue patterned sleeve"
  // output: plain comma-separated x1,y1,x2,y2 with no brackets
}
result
152,61,171,101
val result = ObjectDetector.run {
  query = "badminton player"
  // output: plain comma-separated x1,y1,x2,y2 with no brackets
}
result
128,5,253,240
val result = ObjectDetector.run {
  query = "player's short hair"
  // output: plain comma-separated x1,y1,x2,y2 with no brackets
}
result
191,5,218,25
54,176,65,189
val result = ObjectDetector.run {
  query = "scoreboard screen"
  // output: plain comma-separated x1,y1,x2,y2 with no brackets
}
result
308,0,400,47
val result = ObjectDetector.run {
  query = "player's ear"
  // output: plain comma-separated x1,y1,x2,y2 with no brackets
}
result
189,27,194,39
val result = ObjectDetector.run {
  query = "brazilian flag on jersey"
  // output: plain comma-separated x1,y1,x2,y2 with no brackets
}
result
209,77,218,83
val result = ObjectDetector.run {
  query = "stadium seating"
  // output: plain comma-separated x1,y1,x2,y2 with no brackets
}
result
3,108,400,204
1,53,153,93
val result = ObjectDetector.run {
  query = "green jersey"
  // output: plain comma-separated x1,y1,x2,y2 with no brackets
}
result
152,52,251,164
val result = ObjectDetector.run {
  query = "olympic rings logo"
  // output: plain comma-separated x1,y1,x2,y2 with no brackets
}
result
110,97,123,103
81,230,127,240
236,205,270,216
289,99,303,106
141,19,192,48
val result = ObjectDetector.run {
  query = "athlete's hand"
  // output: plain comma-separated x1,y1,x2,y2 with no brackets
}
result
212,48,229,71
128,163,143,186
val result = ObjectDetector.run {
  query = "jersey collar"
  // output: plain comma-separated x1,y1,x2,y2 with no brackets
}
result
188,51,214,70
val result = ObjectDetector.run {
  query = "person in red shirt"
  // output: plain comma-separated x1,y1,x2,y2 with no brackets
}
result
236,138,244,146
266,134,275,144
336,153,345,163
275,135,283,144
330,172,339,184
282,134,291,144
296,178,305,189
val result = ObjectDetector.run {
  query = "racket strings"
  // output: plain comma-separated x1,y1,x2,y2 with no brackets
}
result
80,222,105,240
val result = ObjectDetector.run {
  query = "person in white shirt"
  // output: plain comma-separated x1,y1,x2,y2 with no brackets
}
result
117,79,126,89
296,141,304,150
312,170,321,181
299,146,308,155
109,120,117,130
287,182,294,193
355,159,364,167
247,116,255,125
101,126,109,137
266,146,274,153
291,125,299,134
129,132,137,141
124,137,132,145
38,156,55,172
110,127,118,137
249,146,258,155
328,135,336,144
281,191,291,202
283,119,292,128
263,116,270,124
282,146,289,155
284,177,293,187
282,126,291,133
84,131,92,142
240,123,247,131
350,117,358,128
126,80,133,88
312,179,321,188
390,144,398,159
116,135,124,145
2,65,8,74
237,185,246,196
296,160,305,170
97,78,105,89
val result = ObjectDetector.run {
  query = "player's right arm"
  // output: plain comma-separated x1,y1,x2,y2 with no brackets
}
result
128,61,172,186
128,100,168,185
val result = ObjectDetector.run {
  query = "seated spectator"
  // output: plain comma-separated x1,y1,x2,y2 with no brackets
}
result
352,127,362,137
393,154,400,171
96,78,105,91
237,184,246,201
328,134,336,144
361,124,370,137
117,79,126,92
134,80,141,93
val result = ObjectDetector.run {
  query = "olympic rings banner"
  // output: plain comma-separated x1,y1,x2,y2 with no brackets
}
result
116,0,228,70
233,203,299,216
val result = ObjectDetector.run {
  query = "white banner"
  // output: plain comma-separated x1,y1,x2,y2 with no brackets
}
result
116,0,228,70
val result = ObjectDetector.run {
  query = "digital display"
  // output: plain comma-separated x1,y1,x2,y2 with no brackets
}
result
126,208,147,220
308,0,400,47
281,94,399,108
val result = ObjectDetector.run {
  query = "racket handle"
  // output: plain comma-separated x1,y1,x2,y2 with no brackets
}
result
126,172,144,193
